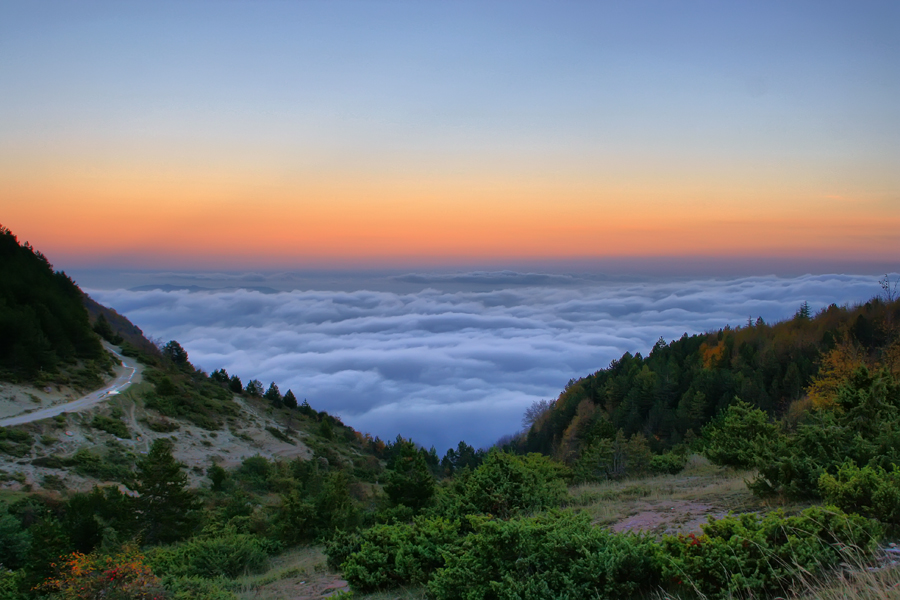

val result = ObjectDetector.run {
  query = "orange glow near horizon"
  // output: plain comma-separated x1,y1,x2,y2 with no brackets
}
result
4,161,899,269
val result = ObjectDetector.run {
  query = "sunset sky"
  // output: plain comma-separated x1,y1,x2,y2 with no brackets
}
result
2,1,898,271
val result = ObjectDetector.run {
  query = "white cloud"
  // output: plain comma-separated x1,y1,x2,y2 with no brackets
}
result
88,272,884,452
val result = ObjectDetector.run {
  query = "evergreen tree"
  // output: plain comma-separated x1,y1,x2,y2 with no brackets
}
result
245,379,263,397
384,443,435,511
162,340,189,365
283,389,298,409
134,439,200,544
265,382,282,407
228,374,243,393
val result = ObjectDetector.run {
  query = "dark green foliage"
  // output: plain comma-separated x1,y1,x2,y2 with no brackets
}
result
264,382,282,407
456,451,567,519
265,426,294,444
90,414,130,439
574,430,653,482
135,439,201,544
650,449,687,475
277,470,359,544
162,340,189,366
0,428,33,458
750,367,900,499
439,440,485,476
660,506,882,599
702,400,780,468
384,440,436,512
146,418,179,433
338,517,461,592
91,314,123,344
324,529,363,571
158,575,236,600
283,389,298,409
63,486,141,552
228,375,243,393
819,462,900,527
245,379,263,397
143,368,239,429
69,444,135,482
210,368,229,384
429,512,660,600
517,298,900,462
0,512,31,570
208,464,228,492
0,225,104,381
146,529,274,579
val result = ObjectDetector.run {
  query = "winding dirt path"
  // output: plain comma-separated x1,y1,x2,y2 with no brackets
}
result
0,345,142,427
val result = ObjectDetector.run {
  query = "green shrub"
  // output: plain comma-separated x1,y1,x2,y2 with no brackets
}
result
819,461,900,526
146,531,273,579
0,428,33,458
458,451,567,519
265,426,294,444
147,419,179,433
339,517,460,592
750,368,900,499
90,414,130,438
70,445,135,482
650,451,687,475
0,567,26,600
0,513,31,570
325,529,363,571
159,575,237,600
428,511,661,600
659,505,882,599
702,400,780,469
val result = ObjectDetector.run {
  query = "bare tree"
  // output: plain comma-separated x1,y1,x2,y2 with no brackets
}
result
522,399,552,430
880,273,899,303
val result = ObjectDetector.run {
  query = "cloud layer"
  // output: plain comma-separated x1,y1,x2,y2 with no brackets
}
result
88,273,884,452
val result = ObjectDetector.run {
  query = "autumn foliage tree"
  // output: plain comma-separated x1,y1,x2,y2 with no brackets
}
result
39,545,165,600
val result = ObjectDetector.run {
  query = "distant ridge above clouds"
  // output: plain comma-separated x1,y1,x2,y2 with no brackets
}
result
391,271,589,286
129,284,281,294
88,272,891,451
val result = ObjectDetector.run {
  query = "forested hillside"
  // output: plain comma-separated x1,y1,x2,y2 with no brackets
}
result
515,294,900,464
0,226,105,381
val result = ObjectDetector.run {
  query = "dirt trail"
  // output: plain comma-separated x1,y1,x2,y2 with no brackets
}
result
0,344,142,427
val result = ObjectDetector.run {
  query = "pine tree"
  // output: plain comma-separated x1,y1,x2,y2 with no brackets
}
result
135,439,200,544
265,382,283,407
283,389,298,409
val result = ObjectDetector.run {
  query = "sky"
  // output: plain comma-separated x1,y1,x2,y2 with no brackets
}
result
2,1,899,270
88,272,889,450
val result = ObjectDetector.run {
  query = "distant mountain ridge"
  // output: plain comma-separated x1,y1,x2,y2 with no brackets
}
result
128,284,280,294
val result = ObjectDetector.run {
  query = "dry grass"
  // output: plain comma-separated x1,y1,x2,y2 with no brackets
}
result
792,556,900,600
565,455,767,531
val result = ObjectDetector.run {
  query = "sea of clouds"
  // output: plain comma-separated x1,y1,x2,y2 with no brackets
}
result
87,272,886,452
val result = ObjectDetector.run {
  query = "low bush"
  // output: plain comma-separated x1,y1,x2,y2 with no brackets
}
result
428,511,660,600
0,428,33,458
660,505,882,599
702,400,781,469
819,461,900,527
265,426,295,445
146,419,179,433
650,451,687,475
338,516,461,592
160,575,237,600
457,451,568,519
90,414,130,439
146,530,274,579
